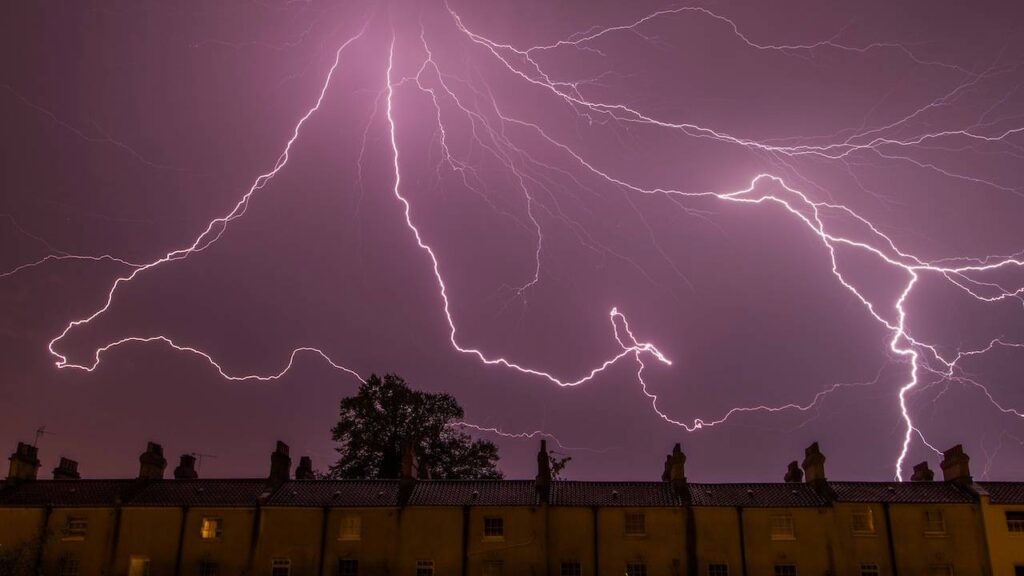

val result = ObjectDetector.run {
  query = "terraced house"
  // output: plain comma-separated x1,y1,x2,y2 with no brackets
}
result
0,439,1022,576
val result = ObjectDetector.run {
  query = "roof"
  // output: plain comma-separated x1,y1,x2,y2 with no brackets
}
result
408,480,539,506
0,480,136,507
687,483,829,507
266,480,400,507
977,482,1024,505
829,482,975,504
126,479,271,507
550,481,684,507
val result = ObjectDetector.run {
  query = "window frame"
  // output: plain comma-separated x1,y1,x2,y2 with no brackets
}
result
483,516,505,541
625,561,648,576
198,560,219,576
851,507,876,534
708,562,730,576
560,560,582,576
624,511,647,537
1006,511,1024,533
200,517,224,540
128,556,151,576
860,563,880,576
415,560,435,576
271,558,291,576
62,516,88,541
337,558,359,576
339,514,362,541
770,513,796,541
923,509,947,536
773,564,798,576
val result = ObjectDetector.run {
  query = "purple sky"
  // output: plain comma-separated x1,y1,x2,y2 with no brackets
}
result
2,0,1024,482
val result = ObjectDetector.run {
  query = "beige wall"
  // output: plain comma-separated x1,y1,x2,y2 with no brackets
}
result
829,503,893,576
889,503,988,576
41,507,117,576
466,506,546,575
112,507,183,576
741,508,834,575
978,498,1024,576
597,507,686,576
548,507,594,575
692,507,742,575
178,507,257,576
398,506,464,575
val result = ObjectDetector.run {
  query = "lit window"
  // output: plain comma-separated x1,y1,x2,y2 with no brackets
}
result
200,517,223,540
128,556,151,576
483,560,503,576
774,565,797,576
770,513,795,540
58,556,80,576
861,564,880,576
338,558,358,576
708,563,729,576
924,510,946,535
624,512,646,536
198,560,219,576
852,508,875,534
1006,511,1024,533
560,561,582,576
626,562,647,576
63,517,88,541
483,516,505,539
927,565,952,576
271,558,291,576
416,560,434,576
339,515,362,541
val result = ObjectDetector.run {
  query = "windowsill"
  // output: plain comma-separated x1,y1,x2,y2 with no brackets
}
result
60,535,86,542
482,536,506,542
852,531,878,537
923,532,949,538
770,536,796,541
338,536,361,542
624,533,648,539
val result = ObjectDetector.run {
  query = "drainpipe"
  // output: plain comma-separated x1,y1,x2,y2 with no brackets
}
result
105,503,124,574
461,505,470,576
33,505,52,575
735,507,748,576
592,506,600,576
174,506,189,576
317,506,330,576
882,503,898,576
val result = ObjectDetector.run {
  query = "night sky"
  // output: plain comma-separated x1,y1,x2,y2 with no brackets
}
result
3,1,1024,482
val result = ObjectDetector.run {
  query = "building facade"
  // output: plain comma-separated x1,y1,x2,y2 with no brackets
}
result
0,440,1022,576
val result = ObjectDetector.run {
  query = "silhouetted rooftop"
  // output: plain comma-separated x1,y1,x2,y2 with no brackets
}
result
829,481,975,504
266,480,401,507
977,482,1024,504
688,483,828,507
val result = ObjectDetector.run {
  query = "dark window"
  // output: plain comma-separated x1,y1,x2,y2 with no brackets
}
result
482,561,503,576
774,565,797,576
1007,511,1024,533
198,560,218,576
63,517,88,541
338,559,358,576
624,512,646,536
271,558,290,576
708,564,729,576
560,561,582,576
58,556,80,576
626,562,647,576
1014,566,1024,576
483,516,504,539
416,561,434,576
861,564,880,576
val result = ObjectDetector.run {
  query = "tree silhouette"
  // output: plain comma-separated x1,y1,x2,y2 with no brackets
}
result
329,373,502,479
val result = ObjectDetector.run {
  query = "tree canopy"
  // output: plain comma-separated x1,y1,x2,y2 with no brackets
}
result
329,373,502,479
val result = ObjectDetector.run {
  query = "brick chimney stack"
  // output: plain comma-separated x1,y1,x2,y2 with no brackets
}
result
269,441,291,486
940,444,971,484
536,439,551,503
7,442,40,482
802,442,827,483
911,461,935,482
295,456,315,480
174,454,198,479
52,457,80,480
668,443,687,494
784,461,803,483
138,442,167,480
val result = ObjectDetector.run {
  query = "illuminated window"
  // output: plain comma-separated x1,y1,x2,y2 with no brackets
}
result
198,560,218,576
483,560,503,576
708,563,729,576
927,565,952,576
416,560,434,576
1006,511,1024,533
339,515,362,541
624,512,646,536
860,564,880,576
923,510,946,535
128,556,151,576
338,559,358,576
58,556,80,576
560,561,582,576
626,561,647,576
271,558,291,576
483,516,505,539
770,513,795,540
774,565,797,576
62,517,88,541
200,517,223,540
852,508,875,534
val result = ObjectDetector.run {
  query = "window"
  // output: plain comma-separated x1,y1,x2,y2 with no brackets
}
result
1015,567,1024,576
200,517,223,540
927,565,952,576
61,517,88,541
861,564,880,576
482,561,503,576
129,556,151,576
708,563,729,576
483,516,505,540
339,515,362,541
770,513,795,540
198,560,219,576
624,512,646,536
416,560,434,576
852,508,875,534
923,510,946,535
338,559,358,576
560,561,582,576
774,565,797,576
626,562,647,576
271,558,291,576
58,556,80,576
1007,511,1024,533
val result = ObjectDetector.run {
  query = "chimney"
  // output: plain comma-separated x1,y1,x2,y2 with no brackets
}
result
784,461,803,483
940,444,971,484
174,454,198,479
661,454,672,482
52,457,80,480
269,441,291,486
668,443,687,494
295,456,315,480
536,439,551,503
398,443,419,505
7,442,40,482
138,442,167,480
911,461,934,482
801,442,826,483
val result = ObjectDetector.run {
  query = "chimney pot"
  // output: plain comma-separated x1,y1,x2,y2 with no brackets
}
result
7,442,40,482
269,441,291,486
940,444,971,484
52,457,80,480
138,442,167,480
801,442,827,483
536,439,551,503
911,461,935,482
174,454,198,479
